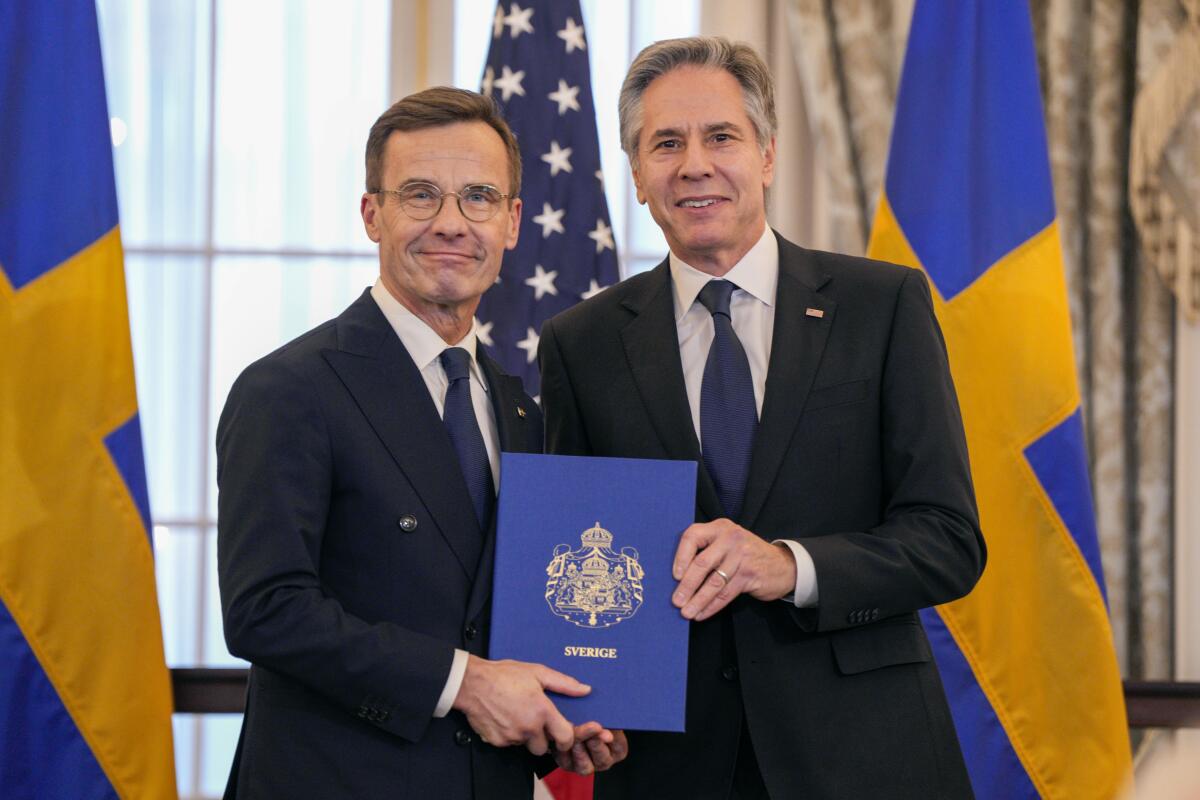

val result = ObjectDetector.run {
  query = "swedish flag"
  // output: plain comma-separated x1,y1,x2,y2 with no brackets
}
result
0,3,176,797
868,3,1131,798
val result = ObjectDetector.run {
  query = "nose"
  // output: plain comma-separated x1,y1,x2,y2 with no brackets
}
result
428,193,469,236
679,138,713,181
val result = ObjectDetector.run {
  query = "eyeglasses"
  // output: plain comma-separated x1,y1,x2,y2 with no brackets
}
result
375,182,513,222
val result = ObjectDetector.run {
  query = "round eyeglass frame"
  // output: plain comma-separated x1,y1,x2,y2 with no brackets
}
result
374,182,514,222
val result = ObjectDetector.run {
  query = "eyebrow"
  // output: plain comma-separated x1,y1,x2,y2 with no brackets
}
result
647,121,744,140
396,178,501,190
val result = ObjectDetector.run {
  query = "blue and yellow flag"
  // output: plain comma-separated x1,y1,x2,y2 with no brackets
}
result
0,3,177,797
868,3,1131,798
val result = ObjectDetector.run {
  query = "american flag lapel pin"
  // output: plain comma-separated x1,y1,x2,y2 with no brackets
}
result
806,307,825,318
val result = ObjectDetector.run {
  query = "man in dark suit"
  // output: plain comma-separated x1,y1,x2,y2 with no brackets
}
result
217,87,622,799
539,38,986,799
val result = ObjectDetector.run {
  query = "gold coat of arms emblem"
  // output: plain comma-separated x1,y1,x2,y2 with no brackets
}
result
545,522,644,628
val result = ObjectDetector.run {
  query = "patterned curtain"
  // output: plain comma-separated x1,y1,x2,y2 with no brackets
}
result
782,0,1181,681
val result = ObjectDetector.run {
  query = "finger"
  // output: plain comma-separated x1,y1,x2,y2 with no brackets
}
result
672,524,704,579
526,731,549,756
672,521,723,579
538,667,591,697
693,573,742,621
554,749,574,772
571,741,595,775
585,735,615,770
610,730,629,761
673,538,730,609
573,721,606,741
686,568,729,618
680,566,736,619
545,710,577,752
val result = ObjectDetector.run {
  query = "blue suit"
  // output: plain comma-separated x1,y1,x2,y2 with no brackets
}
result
217,289,543,798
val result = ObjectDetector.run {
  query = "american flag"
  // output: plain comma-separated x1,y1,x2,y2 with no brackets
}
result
477,0,619,398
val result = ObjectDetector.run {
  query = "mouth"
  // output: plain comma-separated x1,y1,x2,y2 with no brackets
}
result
417,250,479,261
675,196,727,209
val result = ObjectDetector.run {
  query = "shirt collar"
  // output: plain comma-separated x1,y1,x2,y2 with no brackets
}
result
370,280,489,390
669,226,778,322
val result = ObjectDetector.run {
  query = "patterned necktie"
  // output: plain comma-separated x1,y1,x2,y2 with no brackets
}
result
439,347,495,528
697,280,758,520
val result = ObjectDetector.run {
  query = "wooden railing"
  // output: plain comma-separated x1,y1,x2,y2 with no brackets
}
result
171,669,1200,728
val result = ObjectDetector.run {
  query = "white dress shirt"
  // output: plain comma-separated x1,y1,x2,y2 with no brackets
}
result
668,226,819,608
370,280,490,717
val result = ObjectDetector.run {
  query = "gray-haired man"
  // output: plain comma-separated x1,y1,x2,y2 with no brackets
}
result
539,37,985,799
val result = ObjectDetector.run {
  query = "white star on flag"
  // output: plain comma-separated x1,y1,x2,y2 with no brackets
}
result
588,218,614,253
481,65,495,98
493,66,526,101
547,80,581,115
516,327,540,363
493,4,505,38
476,320,494,347
557,18,586,53
581,279,607,300
541,140,573,175
503,3,534,38
532,202,565,237
476,1,620,396
524,265,559,300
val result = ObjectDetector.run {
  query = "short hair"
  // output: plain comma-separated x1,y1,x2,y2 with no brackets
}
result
364,86,522,196
618,36,777,168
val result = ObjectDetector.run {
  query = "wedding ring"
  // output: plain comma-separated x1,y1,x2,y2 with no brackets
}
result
714,568,731,584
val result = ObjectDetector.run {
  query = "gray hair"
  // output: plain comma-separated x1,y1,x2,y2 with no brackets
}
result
618,36,777,168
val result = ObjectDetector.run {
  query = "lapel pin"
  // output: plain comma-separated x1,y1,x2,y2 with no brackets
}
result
805,307,825,318
516,405,527,418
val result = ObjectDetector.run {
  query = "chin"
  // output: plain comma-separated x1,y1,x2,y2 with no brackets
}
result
677,232,734,256
431,279,492,307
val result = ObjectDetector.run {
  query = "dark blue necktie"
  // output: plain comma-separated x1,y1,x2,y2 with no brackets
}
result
697,280,758,520
440,347,495,528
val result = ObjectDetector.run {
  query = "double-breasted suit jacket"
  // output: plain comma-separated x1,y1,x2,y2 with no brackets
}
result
538,233,986,799
217,289,543,799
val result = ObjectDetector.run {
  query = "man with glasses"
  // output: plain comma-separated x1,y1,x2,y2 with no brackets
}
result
216,87,624,799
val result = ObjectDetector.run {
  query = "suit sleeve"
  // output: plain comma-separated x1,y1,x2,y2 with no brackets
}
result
795,268,986,632
216,356,455,742
539,317,592,456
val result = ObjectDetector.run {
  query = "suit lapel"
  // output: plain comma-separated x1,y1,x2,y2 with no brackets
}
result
479,353,537,456
322,291,483,580
465,353,539,622
741,238,835,531
619,261,723,521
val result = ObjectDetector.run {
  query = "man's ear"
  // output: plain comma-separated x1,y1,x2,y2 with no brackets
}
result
505,197,523,251
761,136,777,190
361,193,382,243
631,164,647,205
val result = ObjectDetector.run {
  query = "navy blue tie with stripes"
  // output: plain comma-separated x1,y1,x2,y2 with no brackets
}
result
439,347,495,529
697,280,758,521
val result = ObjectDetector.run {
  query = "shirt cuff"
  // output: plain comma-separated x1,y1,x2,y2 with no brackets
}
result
772,539,819,608
433,648,470,718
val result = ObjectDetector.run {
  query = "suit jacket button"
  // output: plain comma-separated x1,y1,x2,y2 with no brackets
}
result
398,514,418,532
455,729,473,746
464,623,478,640
720,665,738,681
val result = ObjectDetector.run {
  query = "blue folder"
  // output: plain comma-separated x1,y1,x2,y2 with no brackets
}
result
489,453,696,732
